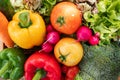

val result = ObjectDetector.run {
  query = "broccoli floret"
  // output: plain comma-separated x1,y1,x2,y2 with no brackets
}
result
76,42,120,80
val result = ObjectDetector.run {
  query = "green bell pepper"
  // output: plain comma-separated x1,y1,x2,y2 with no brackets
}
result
0,47,26,80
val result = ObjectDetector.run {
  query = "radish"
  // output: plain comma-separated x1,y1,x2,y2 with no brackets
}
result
39,31,60,53
40,42,53,53
95,32,100,37
46,31,60,44
89,36,99,45
46,24,55,33
76,26,92,42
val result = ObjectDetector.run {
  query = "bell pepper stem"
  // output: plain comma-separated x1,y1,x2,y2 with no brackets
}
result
0,61,11,76
19,12,32,28
32,69,46,80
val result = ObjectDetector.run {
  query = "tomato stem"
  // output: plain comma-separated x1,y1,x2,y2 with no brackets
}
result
58,48,69,62
56,16,65,27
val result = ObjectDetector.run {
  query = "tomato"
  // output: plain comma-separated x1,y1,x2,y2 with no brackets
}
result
61,65,80,80
54,37,83,66
66,66,79,80
50,2,82,34
62,65,69,74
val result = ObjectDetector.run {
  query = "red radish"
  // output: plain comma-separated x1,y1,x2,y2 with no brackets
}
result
95,32,100,37
89,36,99,45
46,24,55,33
40,42,53,53
46,31,60,44
76,26,92,42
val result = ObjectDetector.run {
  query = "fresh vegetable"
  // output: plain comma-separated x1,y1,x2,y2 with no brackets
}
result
0,0,15,20
39,30,60,53
76,26,92,42
84,0,120,45
0,41,4,51
0,47,26,80
75,0,98,14
46,31,60,45
66,66,79,80
94,32,100,37
62,65,69,74
54,37,83,66
50,2,82,34
62,65,80,80
0,12,14,47
24,0,56,16
88,35,99,45
39,31,60,53
75,42,120,80
46,24,55,33
24,51,61,80
24,0,57,23
0,0,24,20
41,42,53,53
8,10,46,49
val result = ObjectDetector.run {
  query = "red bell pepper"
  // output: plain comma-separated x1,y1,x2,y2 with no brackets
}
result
24,51,61,80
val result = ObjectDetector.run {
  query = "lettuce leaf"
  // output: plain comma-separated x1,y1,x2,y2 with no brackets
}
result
38,0,56,16
84,0,120,45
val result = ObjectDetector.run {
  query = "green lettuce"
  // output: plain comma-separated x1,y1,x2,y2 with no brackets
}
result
37,0,56,16
84,0,120,45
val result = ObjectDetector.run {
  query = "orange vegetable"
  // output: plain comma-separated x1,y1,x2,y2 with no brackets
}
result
0,12,14,47
54,37,83,66
50,2,82,34
0,41,4,51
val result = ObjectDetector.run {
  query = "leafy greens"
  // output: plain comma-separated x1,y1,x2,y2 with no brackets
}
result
84,0,120,45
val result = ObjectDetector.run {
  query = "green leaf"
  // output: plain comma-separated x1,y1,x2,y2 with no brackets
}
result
84,0,120,45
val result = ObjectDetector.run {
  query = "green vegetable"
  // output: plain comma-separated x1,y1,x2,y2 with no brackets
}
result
0,48,26,80
84,0,120,45
75,42,120,80
37,0,56,23
0,0,15,20
23,0,56,23
0,0,24,20
38,0,56,16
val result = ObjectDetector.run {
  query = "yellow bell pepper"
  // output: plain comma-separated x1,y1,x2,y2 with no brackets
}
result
8,10,46,49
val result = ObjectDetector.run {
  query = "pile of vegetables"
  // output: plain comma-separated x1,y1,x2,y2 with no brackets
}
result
0,0,120,80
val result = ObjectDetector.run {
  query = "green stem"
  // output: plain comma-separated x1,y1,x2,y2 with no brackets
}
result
58,48,70,62
32,69,46,80
0,61,11,76
46,0,56,5
19,12,32,28
56,16,65,27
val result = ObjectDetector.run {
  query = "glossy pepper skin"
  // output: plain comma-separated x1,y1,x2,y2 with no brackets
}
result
8,10,46,49
25,51,61,80
0,47,26,80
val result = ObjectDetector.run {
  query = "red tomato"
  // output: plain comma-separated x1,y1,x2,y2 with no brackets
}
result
61,65,69,74
66,66,79,80
50,2,82,34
